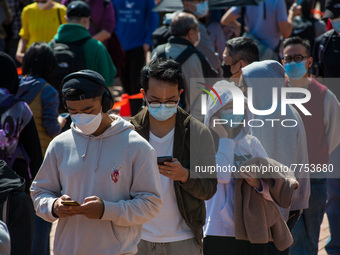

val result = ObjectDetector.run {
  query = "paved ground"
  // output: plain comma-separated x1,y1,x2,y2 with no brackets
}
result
49,213,331,254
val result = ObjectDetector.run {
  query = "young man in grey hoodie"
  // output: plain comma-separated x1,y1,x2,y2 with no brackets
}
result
30,70,162,255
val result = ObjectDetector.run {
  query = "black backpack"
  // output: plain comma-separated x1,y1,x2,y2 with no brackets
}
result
155,41,219,79
292,17,316,49
152,25,171,50
154,38,218,109
0,96,31,174
50,37,90,109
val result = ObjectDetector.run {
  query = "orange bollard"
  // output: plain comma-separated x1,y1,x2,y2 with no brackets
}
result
119,93,131,117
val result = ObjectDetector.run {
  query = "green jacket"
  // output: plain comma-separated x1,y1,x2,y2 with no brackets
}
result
53,24,116,87
130,107,217,247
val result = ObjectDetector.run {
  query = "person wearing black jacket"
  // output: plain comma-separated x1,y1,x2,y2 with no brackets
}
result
0,160,34,255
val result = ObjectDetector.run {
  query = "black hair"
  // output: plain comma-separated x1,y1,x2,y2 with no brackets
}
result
0,52,19,94
283,36,311,56
225,37,259,64
22,42,56,83
140,58,185,92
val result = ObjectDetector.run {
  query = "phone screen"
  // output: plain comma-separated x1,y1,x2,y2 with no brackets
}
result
61,200,81,206
157,156,172,165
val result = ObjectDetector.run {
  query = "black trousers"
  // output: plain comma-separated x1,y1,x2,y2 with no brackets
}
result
203,236,268,255
267,210,301,255
121,46,145,116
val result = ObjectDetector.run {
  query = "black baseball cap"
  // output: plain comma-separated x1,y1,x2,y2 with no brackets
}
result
323,0,340,19
62,70,106,101
66,1,91,18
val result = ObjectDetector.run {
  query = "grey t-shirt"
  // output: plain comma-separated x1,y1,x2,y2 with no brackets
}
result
231,0,288,50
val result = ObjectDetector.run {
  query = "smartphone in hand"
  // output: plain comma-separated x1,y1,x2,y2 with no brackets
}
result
157,156,173,165
61,200,81,206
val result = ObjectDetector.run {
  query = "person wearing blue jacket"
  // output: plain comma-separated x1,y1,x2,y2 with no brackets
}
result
112,0,159,115
17,42,66,156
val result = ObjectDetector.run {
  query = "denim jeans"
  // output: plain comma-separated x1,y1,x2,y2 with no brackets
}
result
289,178,327,255
32,214,51,255
326,144,340,254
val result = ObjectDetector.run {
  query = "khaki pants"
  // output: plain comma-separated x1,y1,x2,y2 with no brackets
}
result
136,238,202,255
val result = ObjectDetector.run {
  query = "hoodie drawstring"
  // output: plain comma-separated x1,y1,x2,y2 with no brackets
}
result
82,136,90,159
95,137,103,172
82,135,103,172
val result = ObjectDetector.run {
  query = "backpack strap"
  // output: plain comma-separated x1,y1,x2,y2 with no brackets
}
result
174,46,196,65
57,5,62,25
156,44,167,59
240,7,246,35
0,96,23,115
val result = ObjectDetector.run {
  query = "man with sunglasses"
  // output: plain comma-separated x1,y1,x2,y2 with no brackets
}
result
131,58,217,255
282,36,340,255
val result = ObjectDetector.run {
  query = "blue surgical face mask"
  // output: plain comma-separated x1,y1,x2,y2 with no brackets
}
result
331,17,340,33
284,60,307,80
147,103,178,121
194,1,209,18
220,109,244,128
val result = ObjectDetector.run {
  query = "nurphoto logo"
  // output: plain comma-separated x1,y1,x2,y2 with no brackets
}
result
199,80,312,128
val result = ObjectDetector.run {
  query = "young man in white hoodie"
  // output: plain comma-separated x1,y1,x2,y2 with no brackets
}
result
30,70,163,255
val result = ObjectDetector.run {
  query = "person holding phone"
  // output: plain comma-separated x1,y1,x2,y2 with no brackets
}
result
130,58,217,255
30,69,163,255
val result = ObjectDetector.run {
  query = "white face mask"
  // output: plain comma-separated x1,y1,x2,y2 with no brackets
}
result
71,109,102,135
36,1,50,10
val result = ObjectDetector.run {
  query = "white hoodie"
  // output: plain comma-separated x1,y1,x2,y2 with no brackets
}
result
203,81,268,237
30,115,162,255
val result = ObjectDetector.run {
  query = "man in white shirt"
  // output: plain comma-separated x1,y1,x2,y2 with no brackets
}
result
131,58,217,254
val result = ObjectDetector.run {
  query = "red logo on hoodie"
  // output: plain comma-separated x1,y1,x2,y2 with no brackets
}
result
111,166,121,183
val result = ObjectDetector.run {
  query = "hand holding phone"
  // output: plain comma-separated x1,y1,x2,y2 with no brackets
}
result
157,156,173,165
61,200,81,206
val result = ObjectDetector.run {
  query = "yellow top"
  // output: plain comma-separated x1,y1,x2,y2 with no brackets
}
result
19,2,67,49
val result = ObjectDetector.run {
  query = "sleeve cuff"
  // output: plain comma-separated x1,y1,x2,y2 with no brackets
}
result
254,180,273,201
101,200,120,221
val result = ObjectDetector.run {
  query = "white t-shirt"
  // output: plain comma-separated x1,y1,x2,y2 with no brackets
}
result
141,128,194,243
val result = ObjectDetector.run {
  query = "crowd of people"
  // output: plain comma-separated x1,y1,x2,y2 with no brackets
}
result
0,0,340,255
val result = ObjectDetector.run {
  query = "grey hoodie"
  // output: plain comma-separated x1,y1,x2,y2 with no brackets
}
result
30,115,162,255
241,60,310,219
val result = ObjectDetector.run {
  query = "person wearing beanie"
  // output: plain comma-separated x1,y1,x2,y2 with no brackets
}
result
30,70,162,255
51,1,116,88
